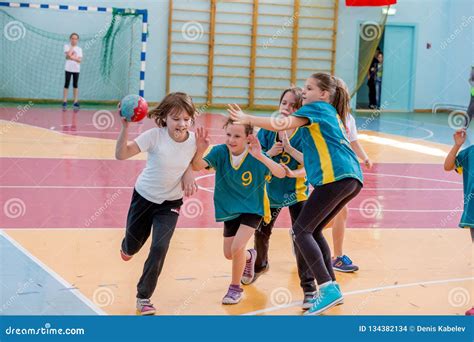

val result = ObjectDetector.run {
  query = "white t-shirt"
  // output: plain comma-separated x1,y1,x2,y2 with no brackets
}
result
345,113,358,142
231,147,248,167
134,127,196,204
64,44,83,73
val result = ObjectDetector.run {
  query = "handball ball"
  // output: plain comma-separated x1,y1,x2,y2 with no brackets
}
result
120,95,148,122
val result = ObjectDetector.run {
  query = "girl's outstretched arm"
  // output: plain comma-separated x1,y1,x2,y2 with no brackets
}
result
227,104,308,132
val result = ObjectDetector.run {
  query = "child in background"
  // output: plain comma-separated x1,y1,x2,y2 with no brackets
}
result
63,33,82,111
116,92,198,315
192,120,286,304
252,87,317,310
331,77,372,273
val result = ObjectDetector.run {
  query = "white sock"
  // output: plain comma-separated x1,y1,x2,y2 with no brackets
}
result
319,281,332,289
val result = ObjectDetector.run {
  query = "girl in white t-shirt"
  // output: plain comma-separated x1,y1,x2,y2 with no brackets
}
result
331,77,372,273
63,33,83,111
115,92,199,315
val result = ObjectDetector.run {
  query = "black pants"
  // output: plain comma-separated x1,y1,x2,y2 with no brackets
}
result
368,79,376,108
64,71,79,89
254,201,317,293
293,178,362,286
121,189,182,299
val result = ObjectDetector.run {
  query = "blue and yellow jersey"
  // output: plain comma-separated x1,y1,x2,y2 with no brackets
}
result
203,144,271,223
257,128,309,208
292,101,363,187
455,145,474,228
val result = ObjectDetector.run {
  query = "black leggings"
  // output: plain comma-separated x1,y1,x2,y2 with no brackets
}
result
64,71,79,89
293,178,362,285
122,189,182,299
254,201,316,292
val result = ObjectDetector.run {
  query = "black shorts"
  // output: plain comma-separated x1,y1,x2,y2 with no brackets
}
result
64,71,80,89
223,213,262,238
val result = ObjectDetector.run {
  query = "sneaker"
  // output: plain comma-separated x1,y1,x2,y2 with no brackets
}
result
120,249,132,261
136,298,156,315
309,283,343,306
466,307,474,316
302,291,317,310
222,285,243,305
73,102,80,111
332,255,359,273
252,263,270,284
241,249,257,285
334,282,344,305
304,283,343,316
62,102,67,111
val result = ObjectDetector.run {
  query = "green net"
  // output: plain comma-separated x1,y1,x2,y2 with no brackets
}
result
0,8,142,102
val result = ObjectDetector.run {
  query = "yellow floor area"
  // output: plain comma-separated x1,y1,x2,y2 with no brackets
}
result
5,228,473,315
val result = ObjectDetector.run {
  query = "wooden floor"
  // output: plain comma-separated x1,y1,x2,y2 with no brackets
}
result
1,110,473,315
5,228,473,315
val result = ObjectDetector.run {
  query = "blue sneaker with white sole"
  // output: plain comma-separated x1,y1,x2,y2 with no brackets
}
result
304,283,343,315
332,255,359,273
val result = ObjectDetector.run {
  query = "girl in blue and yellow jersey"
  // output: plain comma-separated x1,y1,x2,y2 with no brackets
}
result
228,73,363,315
192,119,286,305
249,87,318,310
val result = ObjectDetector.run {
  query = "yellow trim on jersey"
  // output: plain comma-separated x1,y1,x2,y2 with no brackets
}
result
263,184,271,224
228,147,249,170
456,165,463,174
309,123,335,184
295,165,308,202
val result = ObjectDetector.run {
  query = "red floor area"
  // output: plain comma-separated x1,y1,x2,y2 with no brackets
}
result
1,158,463,229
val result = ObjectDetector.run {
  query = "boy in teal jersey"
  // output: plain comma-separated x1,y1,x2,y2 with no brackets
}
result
228,73,363,315
192,120,285,305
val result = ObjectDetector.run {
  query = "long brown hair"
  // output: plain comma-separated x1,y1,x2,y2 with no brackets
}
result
309,73,351,128
279,86,303,111
147,92,196,127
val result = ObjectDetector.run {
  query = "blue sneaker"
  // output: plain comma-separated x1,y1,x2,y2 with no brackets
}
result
309,283,343,305
304,283,343,315
73,102,80,111
62,102,67,111
332,255,359,273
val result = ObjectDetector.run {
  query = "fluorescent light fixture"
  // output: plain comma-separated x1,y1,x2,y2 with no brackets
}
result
382,6,396,15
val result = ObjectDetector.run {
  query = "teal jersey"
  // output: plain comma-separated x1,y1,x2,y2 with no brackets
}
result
203,144,271,223
455,145,474,228
257,128,309,207
292,101,363,187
